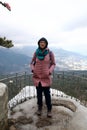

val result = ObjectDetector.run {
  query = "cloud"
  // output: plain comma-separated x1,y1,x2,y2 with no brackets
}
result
63,15,87,31
0,0,87,55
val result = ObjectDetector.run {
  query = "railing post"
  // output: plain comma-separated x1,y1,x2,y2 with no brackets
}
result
16,73,18,87
24,72,26,87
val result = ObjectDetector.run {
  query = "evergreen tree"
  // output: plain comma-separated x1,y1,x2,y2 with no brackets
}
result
0,37,14,48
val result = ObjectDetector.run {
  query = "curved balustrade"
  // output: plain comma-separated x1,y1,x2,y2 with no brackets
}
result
0,71,87,109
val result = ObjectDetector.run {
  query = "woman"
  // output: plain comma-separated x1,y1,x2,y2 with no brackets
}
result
30,37,56,117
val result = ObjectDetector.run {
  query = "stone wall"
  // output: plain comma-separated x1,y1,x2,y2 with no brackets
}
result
0,83,8,130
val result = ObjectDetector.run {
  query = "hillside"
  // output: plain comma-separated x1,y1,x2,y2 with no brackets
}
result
0,47,31,74
55,48,87,70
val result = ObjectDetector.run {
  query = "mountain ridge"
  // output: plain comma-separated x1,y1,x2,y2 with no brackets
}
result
0,46,87,74
12,46,87,70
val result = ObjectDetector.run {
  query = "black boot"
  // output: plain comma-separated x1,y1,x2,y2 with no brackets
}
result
47,110,52,118
36,106,42,116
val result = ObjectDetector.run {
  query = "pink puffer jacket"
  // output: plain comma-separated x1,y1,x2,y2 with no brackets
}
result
30,50,56,87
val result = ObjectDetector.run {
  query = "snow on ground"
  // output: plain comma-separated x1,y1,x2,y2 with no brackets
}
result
8,85,79,109
8,86,87,130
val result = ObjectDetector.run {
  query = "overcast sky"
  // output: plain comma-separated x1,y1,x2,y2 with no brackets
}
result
0,0,87,55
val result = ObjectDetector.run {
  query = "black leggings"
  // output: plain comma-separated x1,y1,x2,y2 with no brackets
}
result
36,82,52,111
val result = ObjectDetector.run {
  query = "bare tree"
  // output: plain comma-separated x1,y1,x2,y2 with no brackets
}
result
0,1,11,11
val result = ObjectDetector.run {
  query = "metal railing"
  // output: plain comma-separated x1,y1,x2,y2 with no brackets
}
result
0,71,87,107
0,72,33,100
53,71,87,102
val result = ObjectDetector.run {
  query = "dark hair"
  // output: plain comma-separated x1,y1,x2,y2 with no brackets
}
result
38,37,48,48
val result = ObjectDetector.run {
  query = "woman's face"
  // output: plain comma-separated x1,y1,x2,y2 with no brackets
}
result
39,41,46,49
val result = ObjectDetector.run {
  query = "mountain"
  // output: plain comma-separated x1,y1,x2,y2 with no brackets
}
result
12,46,87,70
55,48,87,70
0,45,87,75
0,47,31,74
